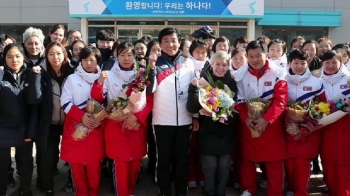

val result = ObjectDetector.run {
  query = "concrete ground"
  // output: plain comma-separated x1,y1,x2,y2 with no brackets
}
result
6,147,327,196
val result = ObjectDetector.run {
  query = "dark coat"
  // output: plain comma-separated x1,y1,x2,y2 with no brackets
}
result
34,62,76,149
187,68,238,155
0,65,41,148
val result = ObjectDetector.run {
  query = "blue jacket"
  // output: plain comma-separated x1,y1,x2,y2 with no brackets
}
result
0,65,41,148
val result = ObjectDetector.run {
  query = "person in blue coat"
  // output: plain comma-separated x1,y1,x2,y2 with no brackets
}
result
0,43,41,196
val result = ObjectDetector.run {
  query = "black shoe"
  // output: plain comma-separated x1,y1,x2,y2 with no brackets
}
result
19,190,33,196
7,171,15,187
45,190,54,196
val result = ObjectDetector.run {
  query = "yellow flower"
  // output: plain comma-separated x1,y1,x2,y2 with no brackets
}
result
318,102,330,114
208,105,213,110
205,86,212,91
217,100,222,107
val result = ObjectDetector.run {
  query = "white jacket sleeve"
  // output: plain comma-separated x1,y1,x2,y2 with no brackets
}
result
61,76,74,114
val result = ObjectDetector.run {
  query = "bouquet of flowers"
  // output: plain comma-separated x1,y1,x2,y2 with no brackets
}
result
246,98,271,138
285,100,309,137
73,99,108,141
309,97,349,127
198,72,237,122
107,62,151,131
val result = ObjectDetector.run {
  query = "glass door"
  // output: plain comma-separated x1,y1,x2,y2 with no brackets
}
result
117,28,140,43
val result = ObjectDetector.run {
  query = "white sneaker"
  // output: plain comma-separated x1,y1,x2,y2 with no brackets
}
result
234,182,240,189
199,181,204,187
259,180,267,188
241,190,252,196
188,181,197,189
286,191,294,196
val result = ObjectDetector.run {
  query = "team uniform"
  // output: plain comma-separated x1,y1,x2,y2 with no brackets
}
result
319,65,350,196
234,60,288,196
151,51,195,196
285,68,326,196
90,60,154,196
60,64,104,196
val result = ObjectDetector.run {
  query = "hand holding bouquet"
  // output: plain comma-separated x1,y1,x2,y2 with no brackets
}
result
198,72,237,122
285,100,309,139
246,98,271,138
73,99,108,141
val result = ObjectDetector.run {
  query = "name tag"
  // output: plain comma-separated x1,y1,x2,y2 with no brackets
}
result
160,65,168,69
264,81,272,86
340,84,348,89
303,86,312,91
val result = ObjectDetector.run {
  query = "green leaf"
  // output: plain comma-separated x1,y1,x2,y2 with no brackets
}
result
204,71,216,87
215,80,224,90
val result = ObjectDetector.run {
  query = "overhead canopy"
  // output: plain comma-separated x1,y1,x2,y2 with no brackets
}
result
69,0,264,19
258,10,342,27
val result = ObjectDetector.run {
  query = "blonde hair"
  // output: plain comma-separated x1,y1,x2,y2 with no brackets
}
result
211,51,230,65
23,27,45,44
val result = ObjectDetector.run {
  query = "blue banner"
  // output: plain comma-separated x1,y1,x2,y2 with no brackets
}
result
69,0,264,18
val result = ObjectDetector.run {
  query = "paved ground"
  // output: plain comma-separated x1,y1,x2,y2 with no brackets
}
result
7,147,328,196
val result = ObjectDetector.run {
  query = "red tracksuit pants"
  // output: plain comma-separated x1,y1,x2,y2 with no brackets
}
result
322,162,350,196
188,134,204,182
70,162,101,196
285,158,311,196
113,159,142,196
240,158,284,196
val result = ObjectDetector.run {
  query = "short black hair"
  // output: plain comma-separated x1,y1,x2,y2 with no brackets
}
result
158,27,181,43
116,42,135,56
133,39,148,47
233,36,248,48
212,36,231,53
288,49,309,62
96,30,115,42
71,40,87,50
79,46,102,63
141,35,153,42
268,39,287,54
189,40,208,56
302,40,319,56
322,50,341,62
246,40,268,54
3,43,25,65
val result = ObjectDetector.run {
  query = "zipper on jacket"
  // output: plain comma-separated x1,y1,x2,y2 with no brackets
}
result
175,73,179,126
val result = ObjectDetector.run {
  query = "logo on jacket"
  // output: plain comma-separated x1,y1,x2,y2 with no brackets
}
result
340,84,348,89
160,65,168,69
303,86,312,91
264,81,272,86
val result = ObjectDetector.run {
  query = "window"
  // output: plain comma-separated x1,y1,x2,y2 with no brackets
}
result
219,28,247,45
88,27,115,44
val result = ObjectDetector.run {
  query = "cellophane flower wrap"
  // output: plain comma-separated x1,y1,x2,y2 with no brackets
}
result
246,98,271,138
107,62,151,131
309,96,350,128
198,72,237,122
285,100,309,139
73,99,108,141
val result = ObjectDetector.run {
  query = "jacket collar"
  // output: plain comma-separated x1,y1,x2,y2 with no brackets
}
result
248,60,270,79
76,63,101,84
286,68,311,85
321,64,349,85
112,61,135,84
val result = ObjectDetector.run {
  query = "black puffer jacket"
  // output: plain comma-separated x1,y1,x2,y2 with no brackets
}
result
187,68,238,155
34,62,76,149
0,65,41,148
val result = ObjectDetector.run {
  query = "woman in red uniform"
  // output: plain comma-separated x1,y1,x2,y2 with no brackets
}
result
284,49,326,196
319,50,350,196
91,42,155,196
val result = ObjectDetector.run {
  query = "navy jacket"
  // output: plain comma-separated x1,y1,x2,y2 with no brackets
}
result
0,65,41,148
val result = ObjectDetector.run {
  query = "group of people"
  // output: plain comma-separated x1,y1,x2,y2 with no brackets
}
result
0,23,350,196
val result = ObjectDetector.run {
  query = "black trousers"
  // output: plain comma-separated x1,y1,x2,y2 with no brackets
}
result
154,124,192,196
201,154,231,196
36,124,62,191
0,142,34,195
147,113,157,176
